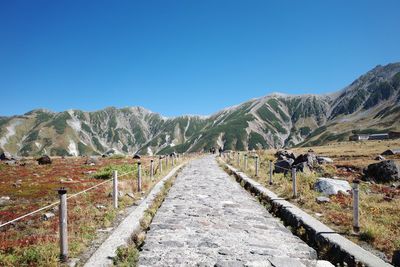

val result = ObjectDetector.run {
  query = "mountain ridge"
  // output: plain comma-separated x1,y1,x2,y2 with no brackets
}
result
1,62,399,156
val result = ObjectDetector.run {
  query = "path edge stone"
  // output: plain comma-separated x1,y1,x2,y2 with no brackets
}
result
84,163,185,267
224,162,393,267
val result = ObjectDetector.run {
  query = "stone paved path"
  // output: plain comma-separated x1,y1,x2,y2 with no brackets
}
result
139,156,331,267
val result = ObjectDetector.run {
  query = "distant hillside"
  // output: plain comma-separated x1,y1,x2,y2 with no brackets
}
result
1,63,400,156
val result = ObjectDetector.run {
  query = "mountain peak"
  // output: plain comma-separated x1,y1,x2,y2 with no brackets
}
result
1,62,399,156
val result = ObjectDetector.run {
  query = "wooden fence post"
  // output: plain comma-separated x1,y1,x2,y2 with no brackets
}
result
58,188,68,262
269,160,273,185
113,170,118,209
292,168,297,198
353,180,360,233
137,162,142,192
255,155,259,177
244,154,248,170
159,156,163,173
166,155,169,168
150,159,154,181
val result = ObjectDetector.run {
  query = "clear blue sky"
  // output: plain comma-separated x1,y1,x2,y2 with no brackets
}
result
1,0,399,117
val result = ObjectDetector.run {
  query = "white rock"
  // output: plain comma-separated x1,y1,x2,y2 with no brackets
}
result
317,157,333,164
314,178,351,196
95,204,107,210
316,196,330,204
42,212,55,221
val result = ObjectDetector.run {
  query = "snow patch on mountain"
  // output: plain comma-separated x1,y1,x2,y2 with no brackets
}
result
68,139,78,156
0,120,22,148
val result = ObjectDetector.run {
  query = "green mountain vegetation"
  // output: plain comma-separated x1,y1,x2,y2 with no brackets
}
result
1,63,400,156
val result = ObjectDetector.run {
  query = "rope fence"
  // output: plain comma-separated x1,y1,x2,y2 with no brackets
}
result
0,153,187,263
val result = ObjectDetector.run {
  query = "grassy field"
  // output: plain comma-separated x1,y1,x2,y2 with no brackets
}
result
0,155,188,266
225,139,400,262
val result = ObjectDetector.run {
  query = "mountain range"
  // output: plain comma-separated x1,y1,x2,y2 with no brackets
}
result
1,63,400,157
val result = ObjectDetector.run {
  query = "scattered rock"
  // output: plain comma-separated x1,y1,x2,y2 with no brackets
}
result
382,149,400,156
316,196,330,204
375,155,386,161
363,160,400,183
274,159,293,174
85,156,99,165
37,155,52,165
67,258,80,267
4,160,17,165
0,196,10,206
126,192,135,199
314,178,352,196
314,213,323,217
42,212,55,221
95,204,107,210
13,180,22,188
316,156,333,164
60,178,75,183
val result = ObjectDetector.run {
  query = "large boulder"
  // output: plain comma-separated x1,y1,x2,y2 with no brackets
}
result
363,160,400,183
275,150,296,161
37,155,52,165
314,178,352,196
0,152,13,161
274,159,294,174
382,149,400,156
293,153,316,171
296,161,312,173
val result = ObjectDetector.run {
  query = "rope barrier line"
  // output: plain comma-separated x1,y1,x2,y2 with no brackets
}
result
0,161,174,229
0,201,60,228
0,174,117,229
66,178,113,200
118,170,134,178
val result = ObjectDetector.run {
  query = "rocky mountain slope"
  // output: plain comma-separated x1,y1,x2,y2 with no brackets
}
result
1,63,400,156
